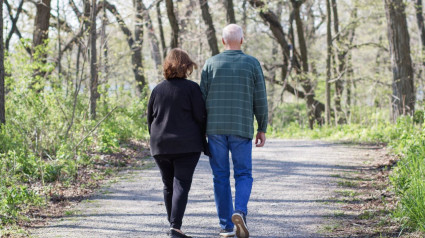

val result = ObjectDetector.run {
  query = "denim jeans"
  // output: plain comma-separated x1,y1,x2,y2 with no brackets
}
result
208,134,253,230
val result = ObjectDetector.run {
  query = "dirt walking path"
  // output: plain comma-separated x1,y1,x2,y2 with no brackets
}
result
31,139,378,238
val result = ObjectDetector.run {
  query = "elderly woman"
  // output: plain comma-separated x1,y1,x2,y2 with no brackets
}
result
147,48,206,238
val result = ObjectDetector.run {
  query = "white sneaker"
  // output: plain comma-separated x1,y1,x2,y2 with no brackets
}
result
219,229,235,237
232,212,249,238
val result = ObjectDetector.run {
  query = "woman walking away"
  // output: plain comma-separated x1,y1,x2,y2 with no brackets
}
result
147,48,207,238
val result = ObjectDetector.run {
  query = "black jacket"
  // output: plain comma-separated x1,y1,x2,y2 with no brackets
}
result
147,78,208,156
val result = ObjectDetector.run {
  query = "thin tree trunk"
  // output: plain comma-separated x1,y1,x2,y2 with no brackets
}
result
141,3,162,70
57,0,62,76
5,0,24,51
104,0,146,93
384,0,415,119
242,0,247,32
346,52,353,122
134,0,146,92
156,1,167,58
331,0,345,124
224,0,236,24
268,2,283,126
325,0,332,125
100,1,108,83
416,0,425,60
291,0,308,72
199,0,219,56
165,0,179,49
33,0,52,49
90,0,98,120
0,1,5,125
291,0,323,128
415,0,425,89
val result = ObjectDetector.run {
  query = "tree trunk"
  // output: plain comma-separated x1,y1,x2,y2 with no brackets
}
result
224,0,236,24
104,0,146,93
384,0,415,119
133,0,146,92
156,1,167,58
331,0,345,124
0,1,5,125
415,0,425,89
416,0,425,59
165,0,179,49
291,0,308,72
199,0,219,56
249,0,325,128
33,0,52,49
5,0,24,51
100,1,108,83
292,0,319,128
325,0,332,125
90,0,99,120
141,3,162,70
57,0,62,76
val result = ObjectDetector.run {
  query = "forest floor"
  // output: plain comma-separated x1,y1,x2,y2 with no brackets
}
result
24,139,416,238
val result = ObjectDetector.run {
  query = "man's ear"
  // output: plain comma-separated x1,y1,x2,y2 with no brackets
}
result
240,37,244,45
222,38,226,46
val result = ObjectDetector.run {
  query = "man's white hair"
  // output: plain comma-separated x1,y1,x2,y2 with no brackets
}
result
222,24,244,44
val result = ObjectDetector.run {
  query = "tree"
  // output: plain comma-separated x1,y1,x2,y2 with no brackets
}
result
199,0,219,56
0,0,5,125
223,0,236,24
166,0,179,49
89,0,99,120
415,0,425,78
156,1,167,58
325,0,332,125
33,0,52,50
331,0,345,124
384,0,415,119
103,0,146,93
141,3,162,71
249,0,325,128
4,0,25,52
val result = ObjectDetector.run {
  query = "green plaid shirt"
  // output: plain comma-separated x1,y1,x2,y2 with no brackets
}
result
200,50,268,139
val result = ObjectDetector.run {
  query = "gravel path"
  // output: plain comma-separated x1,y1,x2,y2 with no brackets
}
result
31,139,375,238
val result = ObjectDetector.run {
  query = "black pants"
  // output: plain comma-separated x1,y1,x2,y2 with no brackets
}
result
154,152,200,229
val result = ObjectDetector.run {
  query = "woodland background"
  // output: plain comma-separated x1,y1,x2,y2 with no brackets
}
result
0,0,424,236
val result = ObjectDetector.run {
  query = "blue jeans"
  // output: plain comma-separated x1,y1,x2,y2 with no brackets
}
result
208,134,253,230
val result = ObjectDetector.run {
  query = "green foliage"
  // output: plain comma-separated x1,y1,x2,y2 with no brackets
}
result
413,110,424,125
390,128,425,232
0,43,149,226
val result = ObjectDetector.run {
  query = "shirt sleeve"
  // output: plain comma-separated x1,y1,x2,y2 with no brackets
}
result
147,89,155,135
253,60,268,133
200,61,209,101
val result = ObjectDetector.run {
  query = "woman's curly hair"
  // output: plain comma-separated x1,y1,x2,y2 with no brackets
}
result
163,48,197,80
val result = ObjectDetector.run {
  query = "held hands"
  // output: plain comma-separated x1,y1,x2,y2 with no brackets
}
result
255,132,266,147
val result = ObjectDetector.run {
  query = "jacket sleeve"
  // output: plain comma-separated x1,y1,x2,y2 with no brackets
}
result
253,60,268,133
147,90,155,135
191,84,207,134
200,62,209,101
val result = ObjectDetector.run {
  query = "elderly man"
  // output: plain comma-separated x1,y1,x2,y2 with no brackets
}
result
200,24,268,238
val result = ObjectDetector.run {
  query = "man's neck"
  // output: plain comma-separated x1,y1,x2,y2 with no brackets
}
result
225,45,241,51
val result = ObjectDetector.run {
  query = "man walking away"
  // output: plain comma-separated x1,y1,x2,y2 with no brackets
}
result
200,24,268,238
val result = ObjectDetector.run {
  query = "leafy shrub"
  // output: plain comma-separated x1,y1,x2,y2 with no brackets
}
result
0,41,149,226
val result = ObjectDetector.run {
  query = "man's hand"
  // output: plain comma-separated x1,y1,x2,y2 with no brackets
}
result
255,132,266,147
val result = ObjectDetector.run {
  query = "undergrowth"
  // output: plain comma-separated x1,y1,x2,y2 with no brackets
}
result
0,43,149,227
